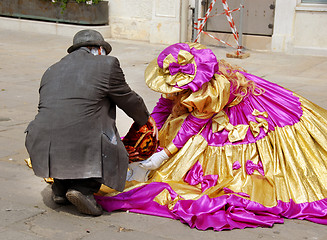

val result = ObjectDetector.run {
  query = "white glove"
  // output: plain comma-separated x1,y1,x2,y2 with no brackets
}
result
139,150,169,170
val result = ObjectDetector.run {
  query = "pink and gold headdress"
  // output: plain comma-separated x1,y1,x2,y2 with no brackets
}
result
145,42,218,94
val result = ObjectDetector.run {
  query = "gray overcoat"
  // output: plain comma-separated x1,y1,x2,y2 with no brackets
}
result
25,47,149,191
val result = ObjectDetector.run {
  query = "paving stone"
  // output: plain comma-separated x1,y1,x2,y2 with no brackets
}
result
0,229,45,240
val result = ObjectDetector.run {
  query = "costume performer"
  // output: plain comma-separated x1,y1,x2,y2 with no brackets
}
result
95,42,327,230
25,30,157,216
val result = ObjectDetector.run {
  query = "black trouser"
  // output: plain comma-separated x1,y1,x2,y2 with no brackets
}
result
52,178,102,196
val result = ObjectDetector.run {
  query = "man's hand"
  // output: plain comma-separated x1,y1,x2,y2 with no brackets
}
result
147,116,158,140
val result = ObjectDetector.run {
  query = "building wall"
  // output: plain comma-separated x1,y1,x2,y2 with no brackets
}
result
199,0,327,56
271,0,297,53
273,0,327,56
108,0,182,44
0,0,183,44
108,0,151,41
0,0,326,55
292,3,327,55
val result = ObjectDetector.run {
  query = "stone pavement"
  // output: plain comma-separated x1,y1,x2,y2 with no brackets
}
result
0,28,327,240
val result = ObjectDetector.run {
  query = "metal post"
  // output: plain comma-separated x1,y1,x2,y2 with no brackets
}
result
192,0,199,42
180,0,189,42
238,0,245,53
226,0,249,58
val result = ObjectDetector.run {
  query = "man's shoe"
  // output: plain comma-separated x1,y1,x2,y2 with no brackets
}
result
66,189,103,216
52,192,70,205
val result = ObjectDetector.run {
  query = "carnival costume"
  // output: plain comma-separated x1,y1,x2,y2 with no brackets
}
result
95,43,327,230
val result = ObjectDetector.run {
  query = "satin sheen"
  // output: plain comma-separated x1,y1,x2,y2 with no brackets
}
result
96,59,327,231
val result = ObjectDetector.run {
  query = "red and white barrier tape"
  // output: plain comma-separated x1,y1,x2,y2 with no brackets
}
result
194,0,217,42
221,0,240,52
202,31,234,48
197,6,242,21
194,0,243,55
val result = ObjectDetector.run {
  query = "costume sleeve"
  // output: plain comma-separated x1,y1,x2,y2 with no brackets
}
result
108,57,150,126
151,96,174,130
166,75,231,154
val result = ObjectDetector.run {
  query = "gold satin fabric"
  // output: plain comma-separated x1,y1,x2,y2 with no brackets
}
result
249,118,269,137
249,110,269,137
252,109,268,118
145,58,182,94
99,93,327,208
158,74,231,148
24,158,54,183
182,74,230,118
212,111,249,142
25,158,32,168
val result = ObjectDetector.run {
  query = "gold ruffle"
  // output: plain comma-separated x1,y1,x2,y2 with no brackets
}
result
182,74,230,117
153,188,172,205
157,74,231,149
158,113,189,149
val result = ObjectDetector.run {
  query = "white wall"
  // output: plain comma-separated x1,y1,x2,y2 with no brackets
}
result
108,0,151,41
272,0,297,53
272,0,327,56
109,0,182,44
292,3,327,56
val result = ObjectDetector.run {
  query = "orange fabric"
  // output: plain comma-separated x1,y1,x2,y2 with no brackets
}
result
123,122,158,162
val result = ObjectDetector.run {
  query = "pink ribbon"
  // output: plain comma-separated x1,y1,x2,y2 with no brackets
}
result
223,187,250,198
169,62,195,76
246,160,265,176
184,161,218,192
232,161,241,170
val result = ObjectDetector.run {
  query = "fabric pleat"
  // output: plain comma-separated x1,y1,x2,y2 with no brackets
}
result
96,73,327,231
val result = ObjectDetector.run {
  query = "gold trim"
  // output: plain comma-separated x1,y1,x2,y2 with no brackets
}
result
166,142,179,155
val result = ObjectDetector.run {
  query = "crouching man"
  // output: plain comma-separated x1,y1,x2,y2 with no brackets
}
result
25,30,157,216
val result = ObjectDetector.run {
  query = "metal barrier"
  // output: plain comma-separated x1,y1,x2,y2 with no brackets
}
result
193,0,249,58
